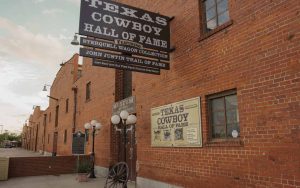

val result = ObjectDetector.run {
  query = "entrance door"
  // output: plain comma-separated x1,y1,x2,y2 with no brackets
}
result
53,132,58,156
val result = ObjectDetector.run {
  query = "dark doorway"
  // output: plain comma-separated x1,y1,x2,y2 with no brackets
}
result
52,132,58,156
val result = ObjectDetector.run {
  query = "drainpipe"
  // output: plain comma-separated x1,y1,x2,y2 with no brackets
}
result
42,114,47,154
72,87,78,133
35,123,39,152
72,54,79,133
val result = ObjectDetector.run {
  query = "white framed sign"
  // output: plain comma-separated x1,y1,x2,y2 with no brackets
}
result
151,97,202,147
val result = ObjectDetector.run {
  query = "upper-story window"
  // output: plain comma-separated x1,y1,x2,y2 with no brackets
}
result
64,129,67,144
66,99,69,113
86,82,91,101
55,105,59,127
203,0,230,32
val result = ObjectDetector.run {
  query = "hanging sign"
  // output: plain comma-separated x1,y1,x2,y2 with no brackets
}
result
112,96,136,116
93,59,160,75
80,48,169,70
151,97,202,147
79,0,170,52
80,38,169,60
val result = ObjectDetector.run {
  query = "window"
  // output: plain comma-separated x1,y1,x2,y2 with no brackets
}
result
43,114,47,126
203,0,230,32
49,112,51,122
55,105,59,127
208,90,239,139
66,99,69,113
48,134,50,144
64,129,67,144
86,82,91,101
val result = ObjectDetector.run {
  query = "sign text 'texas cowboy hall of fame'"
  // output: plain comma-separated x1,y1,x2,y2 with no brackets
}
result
79,0,170,52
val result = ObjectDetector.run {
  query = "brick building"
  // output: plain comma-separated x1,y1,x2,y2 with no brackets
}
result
22,0,300,187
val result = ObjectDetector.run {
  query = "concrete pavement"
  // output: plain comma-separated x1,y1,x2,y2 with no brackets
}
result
0,148,136,187
0,148,43,157
0,174,136,188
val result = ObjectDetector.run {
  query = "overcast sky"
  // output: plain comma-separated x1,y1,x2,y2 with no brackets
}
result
0,0,81,133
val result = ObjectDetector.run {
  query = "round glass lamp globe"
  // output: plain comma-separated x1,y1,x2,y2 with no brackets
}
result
120,110,129,120
111,115,121,125
84,123,91,129
127,114,137,125
95,123,102,130
90,120,98,126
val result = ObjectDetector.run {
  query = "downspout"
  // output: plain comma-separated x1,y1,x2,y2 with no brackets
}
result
72,54,79,133
35,123,39,152
42,114,46,154
72,87,78,133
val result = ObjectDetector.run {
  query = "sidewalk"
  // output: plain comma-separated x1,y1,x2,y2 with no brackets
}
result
0,174,136,188
0,148,43,157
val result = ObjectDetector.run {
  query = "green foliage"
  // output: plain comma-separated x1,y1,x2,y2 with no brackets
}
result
77,159,91,173
0,132,21,142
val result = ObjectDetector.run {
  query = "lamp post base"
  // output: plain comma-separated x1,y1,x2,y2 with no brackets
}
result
88,171,96,178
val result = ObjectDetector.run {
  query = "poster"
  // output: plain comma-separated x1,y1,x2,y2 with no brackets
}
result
151,97,202,147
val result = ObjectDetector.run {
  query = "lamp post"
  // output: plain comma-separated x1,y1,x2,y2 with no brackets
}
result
84,120,102,178
42,84,51,91
111,110,137,162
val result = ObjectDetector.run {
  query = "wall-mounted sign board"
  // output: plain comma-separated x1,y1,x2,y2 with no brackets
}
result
93,59,160,75
112,96,136,116
151,97,202,147
72,131,85,155
80,48,169,70
80,38,169,61
79,0,170,52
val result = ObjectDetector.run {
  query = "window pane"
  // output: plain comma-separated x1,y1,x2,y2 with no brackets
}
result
211,98,225,111
212,124,226,138
217,0,228,14
226,109,239,124
226,95,239,122
207,19,217,30
212,111,225,125
227,123,240,138
225,95,238,109
205,0,215,10
218,11,230,25
206,7,216,21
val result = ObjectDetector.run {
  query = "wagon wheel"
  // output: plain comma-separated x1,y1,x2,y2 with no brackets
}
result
105,162,129,188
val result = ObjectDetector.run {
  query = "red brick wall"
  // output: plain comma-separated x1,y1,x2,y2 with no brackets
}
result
8,155,89,178
74,57,116,168
117,0,300,187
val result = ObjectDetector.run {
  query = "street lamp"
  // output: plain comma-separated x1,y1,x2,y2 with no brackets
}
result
84,120,102,178
42,84,51,91
71,33,80,46
111,110,137,162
